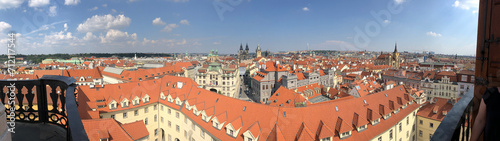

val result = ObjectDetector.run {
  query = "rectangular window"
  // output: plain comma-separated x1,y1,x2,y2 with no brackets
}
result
154,115,157,122
123,112,127,118
176,125,180,132
399,123,402,132
176,112,179,118
461,75,467,81
429,134,433,140
419,130,422,137
168,121,171,127
161,117,164,123
145,107,148,113
134,110,138,116
154,105,157,110
168,108,171,114
201,130,205,138
390,129,393,140
430,123,434,128
419,120,423,125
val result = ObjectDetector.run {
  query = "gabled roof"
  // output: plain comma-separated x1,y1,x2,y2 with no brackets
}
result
296,123,315,141
316,121,334,139
121,120,149,140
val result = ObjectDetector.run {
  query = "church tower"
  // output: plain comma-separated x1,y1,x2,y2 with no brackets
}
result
256,44,261,58
245,43,249,54
393,43,400,68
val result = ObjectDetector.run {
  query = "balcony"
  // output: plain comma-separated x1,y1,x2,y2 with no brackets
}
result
0,75,89,141
431,87,473,141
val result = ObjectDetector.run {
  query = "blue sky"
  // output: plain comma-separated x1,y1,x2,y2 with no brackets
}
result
0,0,479,55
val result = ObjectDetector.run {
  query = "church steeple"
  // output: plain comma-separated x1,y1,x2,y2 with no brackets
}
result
240,43,243,51
245,43,249,51
394,42,398,53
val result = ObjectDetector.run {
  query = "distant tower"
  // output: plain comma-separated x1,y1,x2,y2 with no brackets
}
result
134,54,137,60
393,42,400,68
239,43,243,53
256,44,262,58
245,43,249,53
238,43,243,62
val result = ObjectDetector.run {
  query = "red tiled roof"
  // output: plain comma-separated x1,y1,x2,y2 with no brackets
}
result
78,75,419,141
121,120,149,140
82,118,135,141
417,97,456,121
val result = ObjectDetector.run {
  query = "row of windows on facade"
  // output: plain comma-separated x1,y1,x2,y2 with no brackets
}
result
108,95,151,109
377,113,416,141
261,84,274,90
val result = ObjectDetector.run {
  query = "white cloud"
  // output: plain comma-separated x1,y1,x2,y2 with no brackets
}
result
452,0,479,10
64,0,80,5
394,0,404,4
100,29,137,43
64,23,68,31
162,24,178,32
302,7,309,11
213,41,221,45
43,31,75,45
0,22,12,33
176,39,187,45
111,9,117,13
28,0,49,7
180,19,189,25
83,32,98,41
49,6,57,16
89,6,98,11
152,18,166,25
77,14,131,32
102,4,107,7
383,20,391,24
426,31,442,37
0,0,25,10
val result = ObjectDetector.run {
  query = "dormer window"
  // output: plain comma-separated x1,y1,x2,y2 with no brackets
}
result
229,130,234,136
358,124,367,132
133,98,140,106
109,102,117,110
143,95,150,103
121,100,129,108
394,108,400,114
214,122,219,129
340,131,351,139
373,118,380,125
384,114,391,119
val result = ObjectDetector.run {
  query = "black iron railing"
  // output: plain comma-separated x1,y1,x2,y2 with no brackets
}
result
431,87,473,141
0,75,89,141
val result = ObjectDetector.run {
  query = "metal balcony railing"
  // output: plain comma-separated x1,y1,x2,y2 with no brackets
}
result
0,75,89,141
431,87,473,141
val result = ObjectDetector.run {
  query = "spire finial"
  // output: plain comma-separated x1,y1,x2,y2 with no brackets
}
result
394,42,398,53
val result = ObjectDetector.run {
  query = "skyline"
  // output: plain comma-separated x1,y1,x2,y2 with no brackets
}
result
0,0,479,55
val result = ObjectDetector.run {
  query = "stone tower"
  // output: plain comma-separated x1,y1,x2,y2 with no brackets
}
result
256,44,261,58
